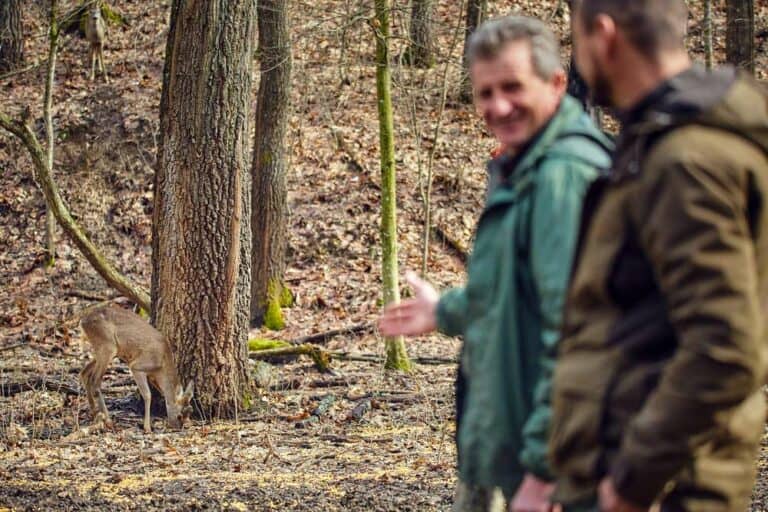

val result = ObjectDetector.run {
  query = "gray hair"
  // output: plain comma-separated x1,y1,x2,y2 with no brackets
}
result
466,16,563,80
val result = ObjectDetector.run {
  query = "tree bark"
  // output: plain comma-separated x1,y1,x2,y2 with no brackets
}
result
726,0,754,74
0,0,24,73
154,0,256,419
406,0,434,68
704,0,714,70
373,0,411,372
250,0,292,330
459,0,487,103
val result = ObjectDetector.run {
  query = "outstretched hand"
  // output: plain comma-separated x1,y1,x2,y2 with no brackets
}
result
378,271,439,337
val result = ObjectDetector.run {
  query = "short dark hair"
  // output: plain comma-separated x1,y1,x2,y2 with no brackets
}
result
572,0,688,58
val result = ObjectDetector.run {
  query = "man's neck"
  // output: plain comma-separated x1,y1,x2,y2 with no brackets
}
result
612,51,692,111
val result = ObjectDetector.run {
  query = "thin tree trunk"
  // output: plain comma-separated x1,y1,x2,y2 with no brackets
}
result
459,0,486,103
421,8,465,276
406,0,434,68
0,0,24,73
704,0,713,70
373,0,411,372
251,0,292,330
43,1,59,267
154,0,256,419
726,0,754,74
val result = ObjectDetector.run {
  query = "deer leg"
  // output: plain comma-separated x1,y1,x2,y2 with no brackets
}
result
131,370,152,433
90,47,96,81
89,343,117,426
79,359,97,415
99,47,109,83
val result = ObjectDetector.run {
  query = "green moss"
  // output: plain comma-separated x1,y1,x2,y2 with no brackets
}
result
136,307,149,319
242,391,253,411
279,285,294,308
264,279,286,331
264,298,285,330
248,338,290,351
100,3,127,26
78,3,128,35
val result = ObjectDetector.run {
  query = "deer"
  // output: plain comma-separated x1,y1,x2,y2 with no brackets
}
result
84,3,107,81
79,305,193,433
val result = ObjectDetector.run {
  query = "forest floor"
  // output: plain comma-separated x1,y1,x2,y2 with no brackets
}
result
0,1,766,511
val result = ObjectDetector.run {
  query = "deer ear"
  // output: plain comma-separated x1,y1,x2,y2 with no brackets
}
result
175,383,184,402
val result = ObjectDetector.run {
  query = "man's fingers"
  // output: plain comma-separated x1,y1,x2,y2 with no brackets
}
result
404,270,426,291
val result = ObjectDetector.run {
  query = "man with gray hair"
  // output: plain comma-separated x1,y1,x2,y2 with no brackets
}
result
378,15,612,512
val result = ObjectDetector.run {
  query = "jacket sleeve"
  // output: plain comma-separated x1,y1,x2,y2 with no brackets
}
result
519,159,596,480
436,287,469,337
611,139,768,506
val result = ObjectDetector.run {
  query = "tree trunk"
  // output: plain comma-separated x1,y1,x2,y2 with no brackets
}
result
0,0,24,73
153,0,256,419
406,0,434,68
44,1,59,268
726,0,754,74
251,0,292,330
373,0,411,372
704,0,714,70
459,0,487,103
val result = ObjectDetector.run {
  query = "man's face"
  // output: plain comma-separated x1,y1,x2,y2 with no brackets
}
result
572,10,615,107
471,41,566,153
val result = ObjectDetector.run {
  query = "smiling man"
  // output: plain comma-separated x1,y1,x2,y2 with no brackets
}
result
378,16,612,512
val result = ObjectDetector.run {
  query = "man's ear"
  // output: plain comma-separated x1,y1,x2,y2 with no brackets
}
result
552,69,567,95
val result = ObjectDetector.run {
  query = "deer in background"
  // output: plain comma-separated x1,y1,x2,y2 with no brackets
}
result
84,3,107,81
80,305,193,433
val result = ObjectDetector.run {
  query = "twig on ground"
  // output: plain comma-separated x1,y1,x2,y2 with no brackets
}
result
0,342,28,353
0,376,79,397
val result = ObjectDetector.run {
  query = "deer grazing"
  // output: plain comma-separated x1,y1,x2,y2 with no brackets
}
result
84,4,107,81
80,305,193,433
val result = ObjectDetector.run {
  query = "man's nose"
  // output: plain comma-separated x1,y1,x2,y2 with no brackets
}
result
487,94,513,117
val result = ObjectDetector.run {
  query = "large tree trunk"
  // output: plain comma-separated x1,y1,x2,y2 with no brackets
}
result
153,0,256,418
373,0,411,371
406,0,434,68
459,0,487,103
0,0,24,73
250,0,292,330
726,0,754,74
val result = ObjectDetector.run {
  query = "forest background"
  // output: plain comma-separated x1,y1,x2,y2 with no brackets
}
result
0,0,766,510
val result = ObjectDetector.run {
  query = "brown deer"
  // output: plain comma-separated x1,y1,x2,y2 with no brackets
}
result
84,3,107,81
79,305,193,433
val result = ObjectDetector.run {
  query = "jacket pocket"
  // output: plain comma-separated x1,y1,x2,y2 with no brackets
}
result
550,347,623,481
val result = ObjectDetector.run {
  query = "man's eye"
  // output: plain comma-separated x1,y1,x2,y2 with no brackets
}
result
502,82,520,93
477,89,492,99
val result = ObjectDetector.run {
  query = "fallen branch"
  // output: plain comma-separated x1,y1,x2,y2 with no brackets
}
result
251,343,456,369
66,289,119,302
0,376,79,397
432,224,469,264
0,60,43,81
250,343,332,372
290,323,374,345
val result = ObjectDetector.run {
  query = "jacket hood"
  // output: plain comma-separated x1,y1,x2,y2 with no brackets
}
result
624,65,768,155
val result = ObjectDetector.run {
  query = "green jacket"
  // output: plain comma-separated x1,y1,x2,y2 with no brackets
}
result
551,67,768,509
437,95,612,492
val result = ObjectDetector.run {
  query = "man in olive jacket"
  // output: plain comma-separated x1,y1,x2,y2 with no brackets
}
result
550,1,768,511
378,16,612,512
